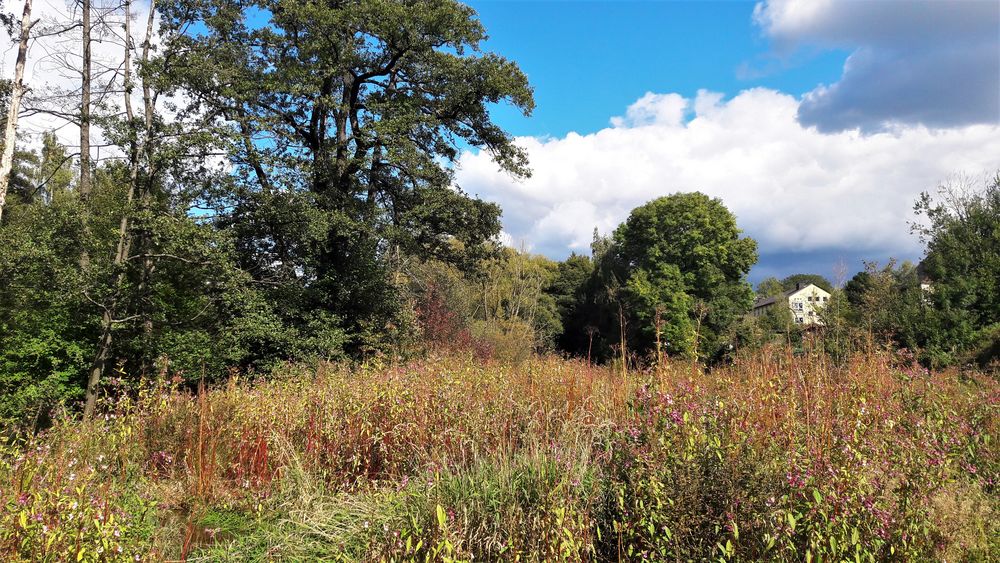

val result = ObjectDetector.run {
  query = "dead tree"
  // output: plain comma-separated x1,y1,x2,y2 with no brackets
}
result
0,0,37,223
79,0,91,197
83,0,156,418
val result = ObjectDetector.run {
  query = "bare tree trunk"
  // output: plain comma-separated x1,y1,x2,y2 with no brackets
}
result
120,0,152,376
79,0,92,197
0,0,36,224
83,0,157,419
83,204,135,418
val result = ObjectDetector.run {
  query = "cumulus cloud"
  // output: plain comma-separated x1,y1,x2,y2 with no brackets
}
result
610,92,688,128
753,0,1000,131
456,88,1000,269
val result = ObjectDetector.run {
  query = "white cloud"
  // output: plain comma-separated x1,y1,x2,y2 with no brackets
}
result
754,0,1000,131
610,92,687,128
456,88,1000,262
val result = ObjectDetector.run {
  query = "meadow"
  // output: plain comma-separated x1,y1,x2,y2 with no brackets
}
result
1,346,996,561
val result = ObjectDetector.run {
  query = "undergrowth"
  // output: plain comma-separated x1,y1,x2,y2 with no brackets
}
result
1,347,997,561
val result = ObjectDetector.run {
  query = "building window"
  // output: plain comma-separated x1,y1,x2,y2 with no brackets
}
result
794,302,803,311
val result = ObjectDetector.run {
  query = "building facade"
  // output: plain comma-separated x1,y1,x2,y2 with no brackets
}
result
752,283,831,325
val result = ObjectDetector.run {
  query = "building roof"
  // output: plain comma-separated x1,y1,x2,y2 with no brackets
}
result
752,283,829,310
753,289,792,309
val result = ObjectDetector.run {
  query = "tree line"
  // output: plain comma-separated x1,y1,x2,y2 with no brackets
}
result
0,0,533,429
0,0,997,431
414,174,1000,374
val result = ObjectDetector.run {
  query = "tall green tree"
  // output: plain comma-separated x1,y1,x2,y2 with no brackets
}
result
570,193,757,363
913,174,1000,366
157,0,533,354
0,196,89,428
613,193,757,360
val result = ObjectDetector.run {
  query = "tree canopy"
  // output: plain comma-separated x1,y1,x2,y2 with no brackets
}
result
0,0,535,428
154,0,534,355
558,193,758,363
913,174,1000,365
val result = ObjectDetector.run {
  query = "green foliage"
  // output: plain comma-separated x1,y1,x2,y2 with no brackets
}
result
155,0,532,357
622,263,695,358
578,192,758,362
401,249,564,362
914,174,1000,367
756,276,785,297
547,253,594,353
832,257,973,368
0,198,90,428
779,274,833,293
479,249,562,351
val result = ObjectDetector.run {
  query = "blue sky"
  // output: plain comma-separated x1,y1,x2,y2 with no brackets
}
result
455,0,1000,285
7,0,995,286
471,0,846,138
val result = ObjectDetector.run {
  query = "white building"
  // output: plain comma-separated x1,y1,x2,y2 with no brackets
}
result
752,283,831,325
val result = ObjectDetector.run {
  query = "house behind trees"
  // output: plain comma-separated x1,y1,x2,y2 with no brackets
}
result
752,283,831,325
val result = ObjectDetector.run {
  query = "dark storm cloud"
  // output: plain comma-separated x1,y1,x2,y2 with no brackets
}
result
756,0,1000,132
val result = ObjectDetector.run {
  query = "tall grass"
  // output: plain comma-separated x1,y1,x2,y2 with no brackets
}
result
1,347,996,561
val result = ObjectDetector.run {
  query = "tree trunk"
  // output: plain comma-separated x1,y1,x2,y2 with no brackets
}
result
79,0,92,197
83,211,135,418
0,0,35,224
83,0,157,419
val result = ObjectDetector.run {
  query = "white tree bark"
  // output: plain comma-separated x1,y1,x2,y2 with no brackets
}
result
0,0,36,223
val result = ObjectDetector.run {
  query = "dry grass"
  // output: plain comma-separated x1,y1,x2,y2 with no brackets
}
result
1,346,996,561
